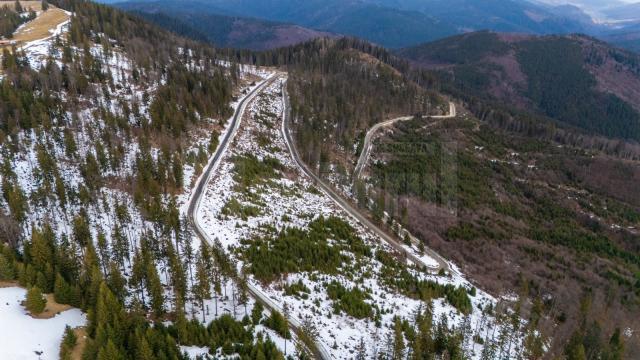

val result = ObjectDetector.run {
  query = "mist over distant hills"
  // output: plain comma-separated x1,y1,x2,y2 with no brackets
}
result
108,0,640,51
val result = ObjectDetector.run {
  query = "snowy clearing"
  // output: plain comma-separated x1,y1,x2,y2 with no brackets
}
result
0,287,86,360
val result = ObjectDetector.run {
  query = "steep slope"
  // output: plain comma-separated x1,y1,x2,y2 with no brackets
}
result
398,31,640,141
360,111,640,358
228,35,640,358
0,0,298,358
118,1,332,50
201,39,535,359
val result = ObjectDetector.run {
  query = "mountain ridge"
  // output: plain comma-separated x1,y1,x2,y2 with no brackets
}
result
397,31,640,141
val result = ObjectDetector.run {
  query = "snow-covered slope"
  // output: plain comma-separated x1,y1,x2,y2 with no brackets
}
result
0,287,85,360
196,76,527,359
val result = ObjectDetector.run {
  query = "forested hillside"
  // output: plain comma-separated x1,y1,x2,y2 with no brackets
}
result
0,1,523,359
223,34,640,358
228,37,445,180
0,0,292,358
2,0,639,358
398,31,640,142
285,38,444,179
361,114,639,358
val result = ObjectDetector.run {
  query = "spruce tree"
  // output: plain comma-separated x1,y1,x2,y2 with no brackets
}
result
252,302,264,325
25,286,46,314
146,260,165,318
107,262,126,302
130,248,146,303
54,273,73,305
193,252,211,322
166,239,186,308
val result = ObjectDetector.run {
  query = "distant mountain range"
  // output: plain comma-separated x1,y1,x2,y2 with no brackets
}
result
109,0,640,52
115,0,456,49
119,1,332,50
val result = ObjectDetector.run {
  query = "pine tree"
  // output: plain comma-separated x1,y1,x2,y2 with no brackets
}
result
174,294,189,343
134,331,154,360
179,215,195,276
72,214,92,249
238,274,249,316
111,224,129,268
130,248,146,304
25,286,46,314
412,305,434,360
54,273,74,305
96,232,110,274
97,339,124,360
59,325,77,360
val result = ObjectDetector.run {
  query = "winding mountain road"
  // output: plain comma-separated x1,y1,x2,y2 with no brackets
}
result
281,80,452,274
188,72,456,359
353,101,456,181
187,73,332,360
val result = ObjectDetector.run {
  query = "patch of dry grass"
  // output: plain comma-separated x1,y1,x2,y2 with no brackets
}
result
70,327,87,360
0,280,18,288
25,292,74,319
12,7,69,43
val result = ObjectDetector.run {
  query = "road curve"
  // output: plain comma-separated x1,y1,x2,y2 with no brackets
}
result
353,101,456,181
280,80,451,274
187,73,332,360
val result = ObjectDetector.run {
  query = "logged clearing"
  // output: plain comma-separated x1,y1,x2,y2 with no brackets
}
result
0,280,18,288
11,7,69,44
